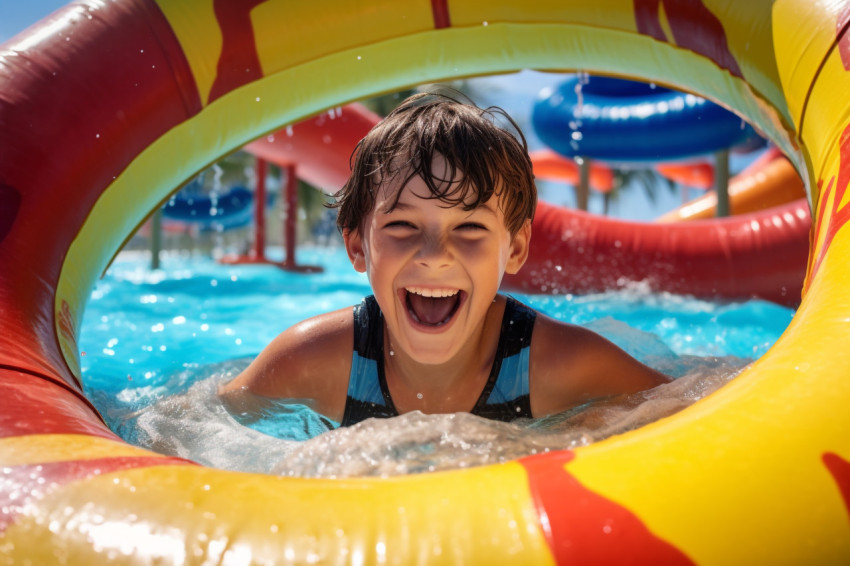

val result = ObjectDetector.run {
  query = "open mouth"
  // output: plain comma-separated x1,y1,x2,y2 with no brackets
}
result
404,287,463,327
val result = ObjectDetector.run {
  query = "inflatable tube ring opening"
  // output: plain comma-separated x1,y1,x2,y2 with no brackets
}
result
2,1,850,564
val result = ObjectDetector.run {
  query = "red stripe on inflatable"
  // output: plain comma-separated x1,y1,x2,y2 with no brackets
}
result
823,453,850,519
0,0,201,388
0,369,112,440
633,0,743,79
804,13,850,290
208,0,267,104
805,123,850,294
0,455,196,533
143,0,204,116
431,0,451,29
520,451,693,565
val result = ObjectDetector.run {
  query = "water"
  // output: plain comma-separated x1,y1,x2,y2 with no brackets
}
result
79,245,794,477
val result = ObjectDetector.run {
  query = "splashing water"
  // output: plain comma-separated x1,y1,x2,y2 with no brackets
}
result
112,354,746,477
80,247,792,478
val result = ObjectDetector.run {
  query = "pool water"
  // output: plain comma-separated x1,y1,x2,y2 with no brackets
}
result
79,245,794,476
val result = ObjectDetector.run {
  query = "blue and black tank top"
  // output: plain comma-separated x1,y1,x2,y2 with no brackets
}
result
341,295,536,427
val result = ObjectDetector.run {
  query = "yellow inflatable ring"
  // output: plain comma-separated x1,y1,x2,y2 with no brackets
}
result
1,0,849,562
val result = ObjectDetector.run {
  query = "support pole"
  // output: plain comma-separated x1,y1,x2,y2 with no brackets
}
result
218,157,321,273
282,163,298,269
715,149,730,217
150,208,162,270
577,157,590,211
252,157,268,261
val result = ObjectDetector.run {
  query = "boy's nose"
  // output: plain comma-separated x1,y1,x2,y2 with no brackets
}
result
416,234,453,268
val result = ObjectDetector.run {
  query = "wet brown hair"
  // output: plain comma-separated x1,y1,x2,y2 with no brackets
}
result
331,90,536,236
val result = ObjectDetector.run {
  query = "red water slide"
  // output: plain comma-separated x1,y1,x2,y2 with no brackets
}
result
246,104,809,305
245,104,382,193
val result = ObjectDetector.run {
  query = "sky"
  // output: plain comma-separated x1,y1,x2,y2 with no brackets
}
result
0,0,68,44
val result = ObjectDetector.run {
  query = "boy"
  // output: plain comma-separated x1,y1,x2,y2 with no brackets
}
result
220,91,669,427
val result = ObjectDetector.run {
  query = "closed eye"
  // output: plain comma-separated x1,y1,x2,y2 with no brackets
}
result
383,220,417,230
457,222,487,231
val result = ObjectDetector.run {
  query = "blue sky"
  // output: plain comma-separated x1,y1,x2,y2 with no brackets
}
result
0,0,68,44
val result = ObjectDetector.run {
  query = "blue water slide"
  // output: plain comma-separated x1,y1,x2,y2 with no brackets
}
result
532,75,764,162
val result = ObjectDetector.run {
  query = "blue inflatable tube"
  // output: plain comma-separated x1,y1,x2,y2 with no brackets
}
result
162,185,254,229
532,75,763,162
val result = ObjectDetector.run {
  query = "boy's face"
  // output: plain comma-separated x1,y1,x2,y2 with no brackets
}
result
344,156,530,365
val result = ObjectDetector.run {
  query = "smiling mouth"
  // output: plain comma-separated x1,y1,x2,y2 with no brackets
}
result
404,287,463,327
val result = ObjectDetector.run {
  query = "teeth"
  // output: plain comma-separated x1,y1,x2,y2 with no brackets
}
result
406,287,459,298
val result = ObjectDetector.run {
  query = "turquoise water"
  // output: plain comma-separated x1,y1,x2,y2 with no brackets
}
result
79,244,794,475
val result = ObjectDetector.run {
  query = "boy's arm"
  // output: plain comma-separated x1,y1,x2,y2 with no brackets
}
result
529,314,671,418
218,307,353,423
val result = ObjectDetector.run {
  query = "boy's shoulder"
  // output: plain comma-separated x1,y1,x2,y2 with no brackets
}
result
267,307,355,384
220,306,355,417
527,306,608,363
285,306,354,351
527,306,670,416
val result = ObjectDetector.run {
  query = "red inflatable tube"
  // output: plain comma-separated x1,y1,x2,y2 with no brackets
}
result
502,199,810,306
0,0,201,390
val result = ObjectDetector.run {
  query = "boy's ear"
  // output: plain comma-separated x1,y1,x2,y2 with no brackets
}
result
505,219,532,275
343,228,367,273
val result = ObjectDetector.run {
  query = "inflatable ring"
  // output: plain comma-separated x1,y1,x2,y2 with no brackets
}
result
1,0,849,563
532,75,763,161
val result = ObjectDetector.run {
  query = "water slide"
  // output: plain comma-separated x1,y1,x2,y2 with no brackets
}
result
2,1,848,563
528,148,615,193
245,104,383,192
656,147,808,221
248,98,807,305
